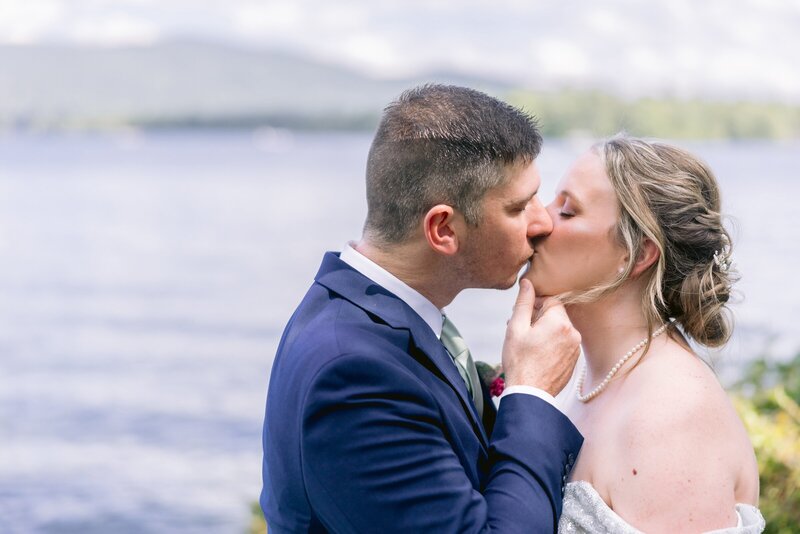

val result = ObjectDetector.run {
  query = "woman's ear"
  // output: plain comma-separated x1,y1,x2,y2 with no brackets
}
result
423,204,460,255
630,238,660,278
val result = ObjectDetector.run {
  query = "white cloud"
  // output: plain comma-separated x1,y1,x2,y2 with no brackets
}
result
232,1,303,37
337,32,404,76
585,8,626,35
316,4,369,31
0,0,798,101
0,0,63,44
626,47,661,77
535,39,590,81
67,13,160,45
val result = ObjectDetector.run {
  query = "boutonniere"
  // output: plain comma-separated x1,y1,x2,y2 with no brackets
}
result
475,361,505,397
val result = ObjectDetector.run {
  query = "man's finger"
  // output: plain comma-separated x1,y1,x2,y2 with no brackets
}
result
533,296,569,323
532,297,551,322
509,278,536,327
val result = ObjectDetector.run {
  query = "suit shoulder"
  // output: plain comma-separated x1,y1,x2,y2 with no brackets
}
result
296,291,410,354
273,286,415,386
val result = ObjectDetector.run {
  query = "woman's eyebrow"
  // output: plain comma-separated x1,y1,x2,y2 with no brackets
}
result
559,190,583,208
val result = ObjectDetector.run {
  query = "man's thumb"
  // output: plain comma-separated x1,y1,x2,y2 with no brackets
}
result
510,278,535,327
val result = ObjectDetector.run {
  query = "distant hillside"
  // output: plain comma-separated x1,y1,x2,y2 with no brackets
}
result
508,90,800,140
0,40,512,130
1,40,798,138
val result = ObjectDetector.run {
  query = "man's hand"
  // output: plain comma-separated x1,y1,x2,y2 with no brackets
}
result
501,279,581,397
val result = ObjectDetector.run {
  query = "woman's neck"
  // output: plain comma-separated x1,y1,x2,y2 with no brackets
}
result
567,290,656,388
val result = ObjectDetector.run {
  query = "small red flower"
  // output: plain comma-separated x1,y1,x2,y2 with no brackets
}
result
490,376,506,397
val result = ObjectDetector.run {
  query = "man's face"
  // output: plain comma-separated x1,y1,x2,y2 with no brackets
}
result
457,160,553,290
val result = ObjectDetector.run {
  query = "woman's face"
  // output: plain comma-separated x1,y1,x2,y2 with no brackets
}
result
523,150,627,297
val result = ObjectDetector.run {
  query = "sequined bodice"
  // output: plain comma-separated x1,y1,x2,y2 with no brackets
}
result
558,481,765,534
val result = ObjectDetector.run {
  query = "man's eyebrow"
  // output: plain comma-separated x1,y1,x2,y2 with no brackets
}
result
507,190,537,207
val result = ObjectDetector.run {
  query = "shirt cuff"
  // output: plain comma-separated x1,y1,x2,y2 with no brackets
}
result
499,385,562,413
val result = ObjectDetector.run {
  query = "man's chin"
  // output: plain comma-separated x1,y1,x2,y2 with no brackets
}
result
493,264,530,290
484,260,536,290
488,270,522,290
496,278,517,290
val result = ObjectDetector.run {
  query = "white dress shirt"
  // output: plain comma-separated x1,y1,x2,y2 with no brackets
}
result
339,244,559,410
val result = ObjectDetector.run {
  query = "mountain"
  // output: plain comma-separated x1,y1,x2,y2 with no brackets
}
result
0,40,514,130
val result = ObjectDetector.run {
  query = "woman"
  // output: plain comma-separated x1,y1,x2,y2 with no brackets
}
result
523,135,764,533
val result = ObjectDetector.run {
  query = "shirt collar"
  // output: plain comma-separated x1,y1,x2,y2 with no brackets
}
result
340,243,444,338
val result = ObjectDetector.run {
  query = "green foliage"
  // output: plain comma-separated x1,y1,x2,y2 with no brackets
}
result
248,502,267,534
506,90,800,139
732,352,800,533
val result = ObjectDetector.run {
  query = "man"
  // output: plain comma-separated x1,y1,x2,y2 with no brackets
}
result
261,85,582,533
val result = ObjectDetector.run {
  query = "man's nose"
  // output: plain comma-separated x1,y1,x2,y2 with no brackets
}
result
527,198,554,238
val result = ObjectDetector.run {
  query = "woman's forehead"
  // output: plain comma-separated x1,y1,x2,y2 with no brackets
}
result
558,151,615,204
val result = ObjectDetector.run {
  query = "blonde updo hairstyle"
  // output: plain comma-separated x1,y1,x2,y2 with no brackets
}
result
575,135,736,350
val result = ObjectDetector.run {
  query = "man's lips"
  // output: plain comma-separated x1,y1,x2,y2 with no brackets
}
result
524,251,539,270
520,254,535,272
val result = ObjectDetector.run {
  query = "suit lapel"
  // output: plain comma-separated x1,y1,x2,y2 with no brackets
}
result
402,310,490,447
314,252,489,448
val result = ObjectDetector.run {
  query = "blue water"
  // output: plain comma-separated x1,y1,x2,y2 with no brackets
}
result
0,131,797,533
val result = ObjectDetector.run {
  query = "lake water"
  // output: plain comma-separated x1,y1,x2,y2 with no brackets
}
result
0,131,798,533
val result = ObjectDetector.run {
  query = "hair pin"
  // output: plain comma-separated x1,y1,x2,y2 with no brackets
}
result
713,235,732,272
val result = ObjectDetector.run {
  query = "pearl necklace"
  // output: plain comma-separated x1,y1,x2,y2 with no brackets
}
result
576,322,670,403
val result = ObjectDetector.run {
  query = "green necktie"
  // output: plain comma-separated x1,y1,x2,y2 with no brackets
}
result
441,316,484,419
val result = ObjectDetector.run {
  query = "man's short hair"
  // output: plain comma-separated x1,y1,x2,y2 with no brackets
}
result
364,84,543,245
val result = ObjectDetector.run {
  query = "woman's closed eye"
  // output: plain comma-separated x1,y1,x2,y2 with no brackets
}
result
559,200,576,218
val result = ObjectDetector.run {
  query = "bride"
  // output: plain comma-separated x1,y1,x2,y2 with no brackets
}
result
522,135,764,533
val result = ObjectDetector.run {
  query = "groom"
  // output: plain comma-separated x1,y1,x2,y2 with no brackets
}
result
261,84,583,533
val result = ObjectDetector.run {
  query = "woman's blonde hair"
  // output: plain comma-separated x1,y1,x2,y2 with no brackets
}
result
566,134,736,350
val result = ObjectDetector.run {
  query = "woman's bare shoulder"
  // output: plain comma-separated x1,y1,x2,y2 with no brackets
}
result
601,341,759,531
624,339,732,419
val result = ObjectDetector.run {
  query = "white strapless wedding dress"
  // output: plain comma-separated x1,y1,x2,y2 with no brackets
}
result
558,481,765,533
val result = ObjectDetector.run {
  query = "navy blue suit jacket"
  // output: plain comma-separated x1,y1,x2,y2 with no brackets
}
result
261,252,583,533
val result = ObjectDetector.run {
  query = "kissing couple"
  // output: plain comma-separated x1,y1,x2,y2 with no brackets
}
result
261,85,765,533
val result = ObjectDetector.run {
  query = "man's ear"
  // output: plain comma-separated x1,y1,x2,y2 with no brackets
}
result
423,204,461,255
630,238,660,278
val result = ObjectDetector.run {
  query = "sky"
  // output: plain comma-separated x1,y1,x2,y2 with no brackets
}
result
1,0,799,101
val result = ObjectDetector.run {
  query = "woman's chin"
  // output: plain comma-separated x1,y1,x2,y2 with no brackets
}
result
521,271,552,296
520,266,546,297
533,286,555,298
